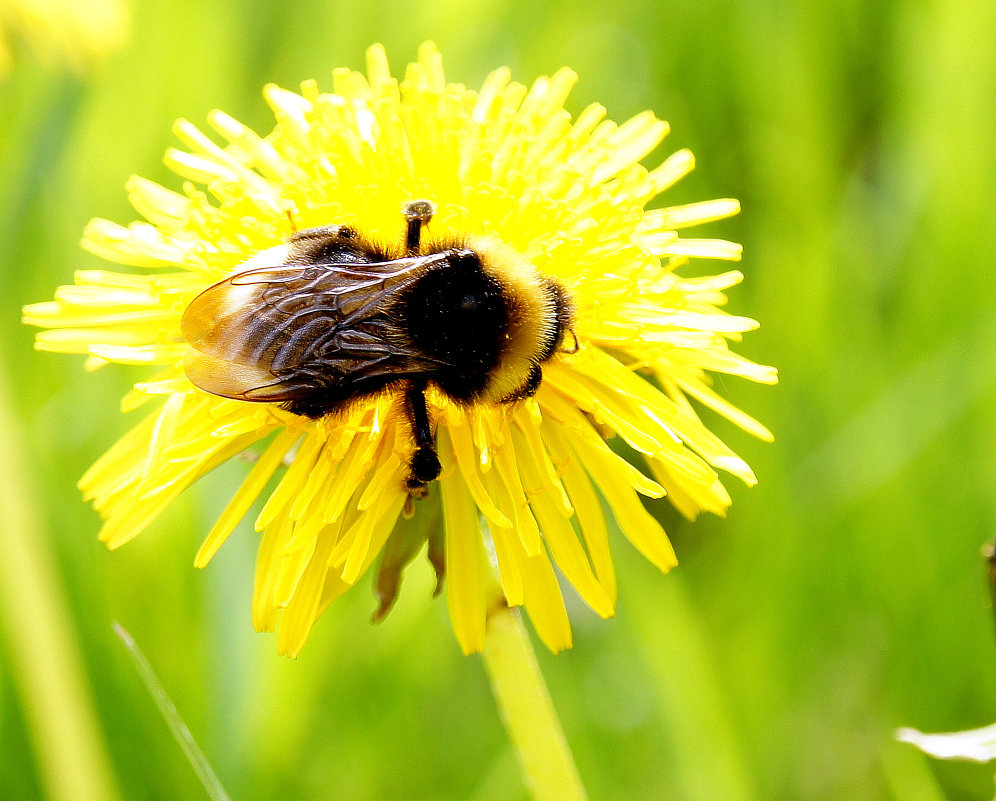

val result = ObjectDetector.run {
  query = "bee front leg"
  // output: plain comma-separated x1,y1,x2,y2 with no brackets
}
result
405,380,441,489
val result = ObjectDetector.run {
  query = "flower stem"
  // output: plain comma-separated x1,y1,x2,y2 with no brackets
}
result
481,602,589,801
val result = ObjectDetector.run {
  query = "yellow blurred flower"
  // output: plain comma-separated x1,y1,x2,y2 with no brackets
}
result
23,43,776,657
0,0,128,76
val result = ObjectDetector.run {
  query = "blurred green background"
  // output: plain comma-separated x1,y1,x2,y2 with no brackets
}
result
3,0,996,799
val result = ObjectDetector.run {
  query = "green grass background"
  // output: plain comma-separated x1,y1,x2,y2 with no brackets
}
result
3,0,996,799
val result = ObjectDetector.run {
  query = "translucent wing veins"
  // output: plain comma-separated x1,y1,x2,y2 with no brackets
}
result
181,253,454,406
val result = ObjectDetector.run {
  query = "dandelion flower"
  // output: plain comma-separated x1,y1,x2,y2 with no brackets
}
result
23,43,776,657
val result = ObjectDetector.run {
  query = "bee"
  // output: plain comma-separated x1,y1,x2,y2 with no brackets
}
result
181,200,574,490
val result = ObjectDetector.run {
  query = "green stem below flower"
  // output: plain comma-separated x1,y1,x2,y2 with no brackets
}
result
482,601,589,801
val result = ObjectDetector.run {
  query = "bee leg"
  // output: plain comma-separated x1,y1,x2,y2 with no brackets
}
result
563,327,580,354
403,200,435,255
405,381,441,488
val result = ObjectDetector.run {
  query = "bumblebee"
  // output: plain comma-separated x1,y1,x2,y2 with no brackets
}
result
181,201,573,489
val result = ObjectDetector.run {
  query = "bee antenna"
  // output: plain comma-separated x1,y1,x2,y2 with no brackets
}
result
403,199,435,255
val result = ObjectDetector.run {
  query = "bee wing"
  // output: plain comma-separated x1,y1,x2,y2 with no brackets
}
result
182,350,298,402
180,255,448,402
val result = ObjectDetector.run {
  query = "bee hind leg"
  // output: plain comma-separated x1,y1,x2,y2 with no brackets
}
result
405,381,441,489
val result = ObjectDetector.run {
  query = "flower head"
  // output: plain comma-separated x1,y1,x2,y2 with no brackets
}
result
24,43,776,657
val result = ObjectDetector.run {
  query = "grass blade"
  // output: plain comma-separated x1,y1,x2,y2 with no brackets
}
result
113,622,233,801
